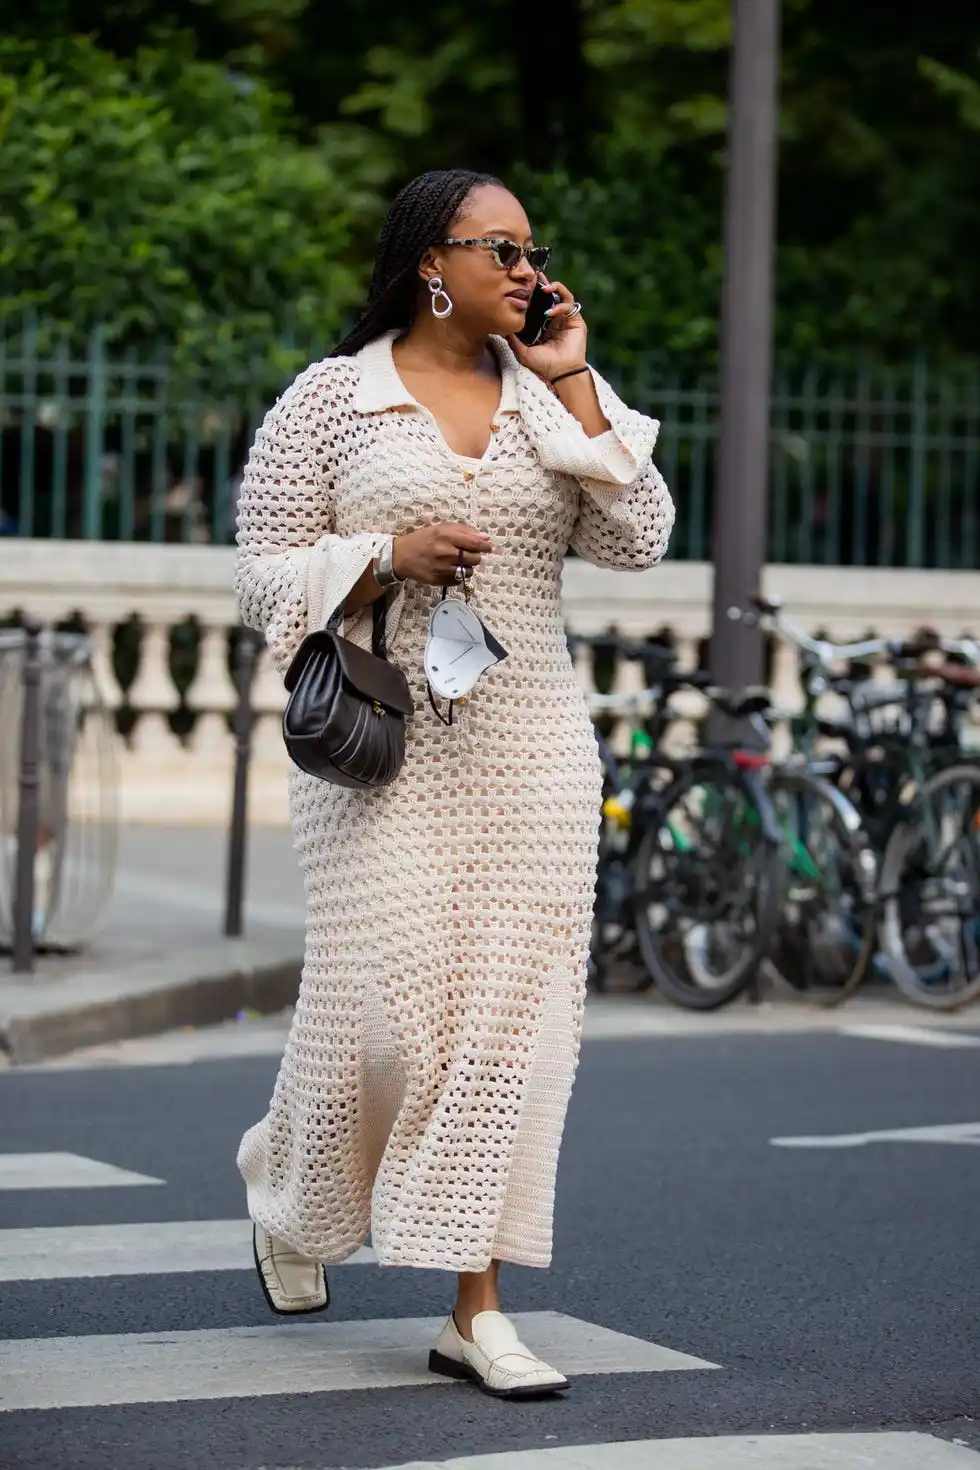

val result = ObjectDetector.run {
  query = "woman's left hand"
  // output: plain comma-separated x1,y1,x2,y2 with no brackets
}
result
507,276,587,384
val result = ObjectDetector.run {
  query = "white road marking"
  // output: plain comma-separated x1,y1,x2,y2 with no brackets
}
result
772,1121,980,1149
0,1152,163,1190
0,1312,719,1411
582,997,980,1044
369,1432,980,1469
838,1024,980,1049
0,1219,376,1281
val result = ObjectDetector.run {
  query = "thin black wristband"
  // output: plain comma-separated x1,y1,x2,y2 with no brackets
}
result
551,365,591,387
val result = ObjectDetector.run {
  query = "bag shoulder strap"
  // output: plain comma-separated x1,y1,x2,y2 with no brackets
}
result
371,593,388,659
325,592,389,661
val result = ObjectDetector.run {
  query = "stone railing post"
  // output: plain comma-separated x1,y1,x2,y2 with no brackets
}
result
127,620,178,757
186,621,237,761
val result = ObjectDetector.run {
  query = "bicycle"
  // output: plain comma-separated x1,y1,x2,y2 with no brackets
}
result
741,595,980,1009
578,627,881,1008
577,635,784,1010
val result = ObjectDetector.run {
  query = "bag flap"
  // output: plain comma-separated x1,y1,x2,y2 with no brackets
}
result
285,628,414,717
283,629,334,693
335,634,414,715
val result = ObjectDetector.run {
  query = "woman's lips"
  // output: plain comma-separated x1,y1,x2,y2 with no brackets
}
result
505,294,529,311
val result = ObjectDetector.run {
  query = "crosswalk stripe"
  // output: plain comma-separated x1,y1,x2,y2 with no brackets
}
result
368,1433,980,1469
0,1152,162,1190
0,1219,377,1281
771,1121,980,1149
0,1312,719,1411
838,1024,980,1049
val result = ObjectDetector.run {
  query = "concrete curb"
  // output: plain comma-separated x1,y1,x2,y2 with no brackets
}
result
0,938,302,1065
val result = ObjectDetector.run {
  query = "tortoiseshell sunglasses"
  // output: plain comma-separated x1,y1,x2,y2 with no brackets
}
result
439,237,552,273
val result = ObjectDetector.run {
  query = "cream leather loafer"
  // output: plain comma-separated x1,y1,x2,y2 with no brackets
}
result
252,1223,329,1316
429,1310,568,1398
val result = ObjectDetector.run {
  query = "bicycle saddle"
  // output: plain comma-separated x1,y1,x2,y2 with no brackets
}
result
660,669,713,692
710,685,771,719
933,661,980,691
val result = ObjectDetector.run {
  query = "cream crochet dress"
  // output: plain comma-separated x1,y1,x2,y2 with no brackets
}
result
235,331,674,1272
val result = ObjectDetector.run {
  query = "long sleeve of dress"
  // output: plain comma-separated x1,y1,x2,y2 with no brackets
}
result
234,364,397,675
519,364,675,571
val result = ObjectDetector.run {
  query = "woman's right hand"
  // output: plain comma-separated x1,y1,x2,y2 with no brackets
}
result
392,522,493,586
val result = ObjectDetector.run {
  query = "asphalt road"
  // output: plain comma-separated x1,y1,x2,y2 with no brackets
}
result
1,1021,979,1468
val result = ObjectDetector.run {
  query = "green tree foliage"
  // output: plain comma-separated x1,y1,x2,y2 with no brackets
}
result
1,2,979,374
513,168,724,374
0,36,389,392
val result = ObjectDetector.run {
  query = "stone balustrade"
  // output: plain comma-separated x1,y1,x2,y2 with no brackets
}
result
2,541,978,825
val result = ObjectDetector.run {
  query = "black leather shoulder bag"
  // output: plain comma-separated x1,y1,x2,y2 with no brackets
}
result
282,593,413,788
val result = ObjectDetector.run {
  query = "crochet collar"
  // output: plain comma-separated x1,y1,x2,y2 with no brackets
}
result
353,330,521,416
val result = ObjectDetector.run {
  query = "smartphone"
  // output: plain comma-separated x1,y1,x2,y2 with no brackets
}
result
516,284,561,347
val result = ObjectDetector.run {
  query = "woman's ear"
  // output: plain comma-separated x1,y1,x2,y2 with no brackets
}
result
417,246,442,283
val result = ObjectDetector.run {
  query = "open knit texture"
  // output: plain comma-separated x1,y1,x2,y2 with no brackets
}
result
235,331,674,1271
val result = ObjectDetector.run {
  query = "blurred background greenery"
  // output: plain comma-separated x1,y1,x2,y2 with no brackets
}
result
3,0,979,395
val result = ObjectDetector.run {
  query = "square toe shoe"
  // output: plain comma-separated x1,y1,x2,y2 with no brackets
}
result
429,1310,569,1398
252,1223,329,1315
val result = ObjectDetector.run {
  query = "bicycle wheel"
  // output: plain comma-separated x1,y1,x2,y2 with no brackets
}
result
588,733,646,992
879,761,980,1010
631,763,781,1009
590,826,640,991
765,769,878,1006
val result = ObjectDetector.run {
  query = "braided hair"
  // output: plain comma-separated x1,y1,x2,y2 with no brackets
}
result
331,169,504,358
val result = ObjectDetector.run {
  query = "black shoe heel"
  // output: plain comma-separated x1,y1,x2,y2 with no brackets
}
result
428,1349,471,1381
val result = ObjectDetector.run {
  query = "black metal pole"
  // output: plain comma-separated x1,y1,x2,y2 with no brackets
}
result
12,616,44,973
709,0,781,693
223,627,262,939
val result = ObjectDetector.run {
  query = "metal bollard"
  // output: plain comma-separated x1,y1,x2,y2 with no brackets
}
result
223,627,263,939
12,616,44,973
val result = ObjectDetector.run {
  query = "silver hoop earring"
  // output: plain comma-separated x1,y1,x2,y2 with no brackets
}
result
428,276,453,319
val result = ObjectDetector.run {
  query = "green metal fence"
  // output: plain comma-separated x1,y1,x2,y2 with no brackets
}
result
0,316,269,546
614,358,980,569
1,314,978,567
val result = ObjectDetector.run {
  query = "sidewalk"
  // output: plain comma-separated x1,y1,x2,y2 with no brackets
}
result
3,824,980,1065
0,825,304,1064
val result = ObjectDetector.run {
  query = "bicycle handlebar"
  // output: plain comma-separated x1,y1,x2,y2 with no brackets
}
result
736,598,980,671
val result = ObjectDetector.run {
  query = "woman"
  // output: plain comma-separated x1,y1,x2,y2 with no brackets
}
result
235,168,674,1399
